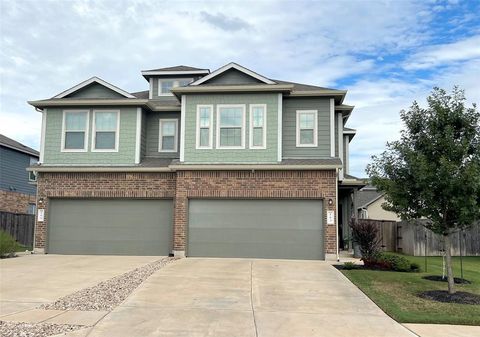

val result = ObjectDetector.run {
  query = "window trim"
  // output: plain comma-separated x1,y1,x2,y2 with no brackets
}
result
216,104,246,149
249,104,267,149
158,119,178,152
61,109,89,152
196,105,213,149
91,109,120,152
296,110,318,147
158,78,193,96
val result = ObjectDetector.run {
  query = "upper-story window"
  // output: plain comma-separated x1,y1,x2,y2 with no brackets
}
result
158,78,193,96
28,157,37,182
159,119,178,152
296,110,318,147
62,110,89,152
92,110,120,151
196,105,213,149
249,104,266,149
216,105,246,149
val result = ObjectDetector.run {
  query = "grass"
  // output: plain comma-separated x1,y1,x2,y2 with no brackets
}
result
341,254,480,325
15,244,32,252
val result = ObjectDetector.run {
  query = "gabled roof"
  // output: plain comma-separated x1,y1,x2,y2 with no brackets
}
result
141,65,210,77
53,77,135,99
0,134,39,157
190,62,276,86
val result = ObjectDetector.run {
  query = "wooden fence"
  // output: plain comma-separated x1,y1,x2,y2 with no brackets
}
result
0,211,35,248
357,219,480,256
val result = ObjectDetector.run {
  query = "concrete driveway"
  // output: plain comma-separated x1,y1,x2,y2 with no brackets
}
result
0,254,160,316
88,258,416,337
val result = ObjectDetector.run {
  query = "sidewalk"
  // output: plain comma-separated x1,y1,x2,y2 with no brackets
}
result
404,323,480,337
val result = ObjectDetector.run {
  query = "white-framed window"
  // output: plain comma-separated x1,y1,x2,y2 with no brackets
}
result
158,78,193,96
249,104,267,149
61,110,89,152
28,157,37,182
196,105,213,149
296,110,318,147
216,104,246,149
92,110,120,152
159,119,178,152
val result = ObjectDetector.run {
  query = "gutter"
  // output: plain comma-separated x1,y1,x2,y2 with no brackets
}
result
28,163,342,173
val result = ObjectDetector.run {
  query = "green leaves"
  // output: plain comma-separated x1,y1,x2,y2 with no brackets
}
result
367,87,480,234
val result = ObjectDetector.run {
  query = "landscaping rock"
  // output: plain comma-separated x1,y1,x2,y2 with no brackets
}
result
40,257,173,311
0,321,84,337
418,290,480,305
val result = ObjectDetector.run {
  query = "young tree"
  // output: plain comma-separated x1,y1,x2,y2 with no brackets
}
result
367,87,480,294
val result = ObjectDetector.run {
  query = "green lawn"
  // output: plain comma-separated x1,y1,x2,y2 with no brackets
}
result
341,255,480,325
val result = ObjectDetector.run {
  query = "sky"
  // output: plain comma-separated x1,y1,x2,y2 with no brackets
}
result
1,0,479,177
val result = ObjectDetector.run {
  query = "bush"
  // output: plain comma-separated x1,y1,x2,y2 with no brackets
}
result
350,219,382,265
0,230,19,257
370,253,421,272
343,261,357,270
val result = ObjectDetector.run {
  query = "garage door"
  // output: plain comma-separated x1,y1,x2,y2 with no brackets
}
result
188,199,324,260
48,199,173,255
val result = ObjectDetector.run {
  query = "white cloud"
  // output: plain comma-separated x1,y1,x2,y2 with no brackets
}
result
404,35,480,70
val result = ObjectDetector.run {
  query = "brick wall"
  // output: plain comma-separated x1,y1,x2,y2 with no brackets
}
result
174,170,337,253
35,172,176,249
0,190,36,214
35,169,338,256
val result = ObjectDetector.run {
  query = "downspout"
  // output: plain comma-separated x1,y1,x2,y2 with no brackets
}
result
336,168,340,262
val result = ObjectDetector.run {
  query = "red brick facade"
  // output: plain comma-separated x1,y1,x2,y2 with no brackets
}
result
35,170,338,256
0,190,36,214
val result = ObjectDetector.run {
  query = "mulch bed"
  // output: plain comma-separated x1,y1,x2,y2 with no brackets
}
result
418,290,480,305
422,275,471,284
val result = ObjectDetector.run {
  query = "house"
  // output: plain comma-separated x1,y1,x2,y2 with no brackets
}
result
0,134,39,214
27,62,365,259
357,185,400,221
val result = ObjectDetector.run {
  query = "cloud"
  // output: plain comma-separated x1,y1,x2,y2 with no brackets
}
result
199,12,252,31
404,35,480,70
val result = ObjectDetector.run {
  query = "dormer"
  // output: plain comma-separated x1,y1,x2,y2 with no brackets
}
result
141,66,210,100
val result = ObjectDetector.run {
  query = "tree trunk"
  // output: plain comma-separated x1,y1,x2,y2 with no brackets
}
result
444,234,456,294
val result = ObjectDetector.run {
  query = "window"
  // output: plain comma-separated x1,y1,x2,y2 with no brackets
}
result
158,78,193,96
296,110,318,147
249,104,266,149
159,119,178,152
217,105,246,149
196,105,213,149
62,110,88,151
28,157,37,182
92,110,119,151
27,203,36,215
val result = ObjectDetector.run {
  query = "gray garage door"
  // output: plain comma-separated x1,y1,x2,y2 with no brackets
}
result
188,199,324,260
48,199,173,255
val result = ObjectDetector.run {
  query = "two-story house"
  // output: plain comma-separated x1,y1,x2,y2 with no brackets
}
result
0,134,39,214
28,62,364,260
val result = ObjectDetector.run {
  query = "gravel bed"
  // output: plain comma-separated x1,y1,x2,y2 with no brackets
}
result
0,321,84,337
41,257,173,311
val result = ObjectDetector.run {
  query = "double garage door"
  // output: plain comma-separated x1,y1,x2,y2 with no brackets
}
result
47,199,324,259
47,199,173,255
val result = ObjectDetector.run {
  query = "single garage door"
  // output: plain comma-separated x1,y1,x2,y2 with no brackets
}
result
188,199,324,260
48,199,173,255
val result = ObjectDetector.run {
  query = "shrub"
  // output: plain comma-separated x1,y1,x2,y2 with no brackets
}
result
350,219,382,266
374,253,420,272
0,230,19,257
343,261,357,270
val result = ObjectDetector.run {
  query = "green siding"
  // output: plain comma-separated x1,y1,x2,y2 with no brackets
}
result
145,111,180,158
184,93,278,163
43,106,138,165
65,83,126,99
202,69,263,85
282,97,332,158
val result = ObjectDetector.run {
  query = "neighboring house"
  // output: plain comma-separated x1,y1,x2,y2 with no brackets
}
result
357,185,400,221
0,134,39,214
28,62,364,259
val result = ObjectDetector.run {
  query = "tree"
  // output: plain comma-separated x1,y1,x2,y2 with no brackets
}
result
367,87,480,294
